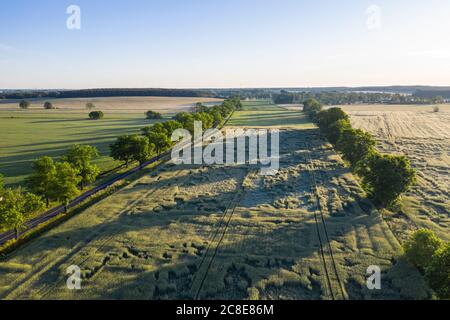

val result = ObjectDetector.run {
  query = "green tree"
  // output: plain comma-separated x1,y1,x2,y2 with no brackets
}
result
110,135,134,167
145,110,163,120
317,108,349,131
0,188,45,239
43,101,55,109
26,156,57,207
146,132,172,155
303,98,322,118
63,145,100,190
336,128,376,168
129,135,154,165
50,162,81,209
361,153,416,207
194,112,214,130
89,111,104,120
19,100,30,109
426,242,450,299
404,229,443,272
0,173,4,190
325,118,352,145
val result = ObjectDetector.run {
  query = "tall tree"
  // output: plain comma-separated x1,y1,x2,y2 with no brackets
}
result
361,153,416,207
26,156,57,207
50,162,81,209
63,145,100,190
336,128,376,168
0,188,45,239
129,135,154,165
110,135,134,167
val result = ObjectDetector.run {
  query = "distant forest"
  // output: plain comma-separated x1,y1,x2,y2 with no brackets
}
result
0,88,215,100
1,86,449,105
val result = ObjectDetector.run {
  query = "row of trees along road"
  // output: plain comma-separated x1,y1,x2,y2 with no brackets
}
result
0,145,100,239
0,97,242,240
305,98,416,208
110,97,242,167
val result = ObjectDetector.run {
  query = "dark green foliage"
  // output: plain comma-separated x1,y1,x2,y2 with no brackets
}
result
317,107,349,130
26,156,57,207
89,111,104,120
336,129,376,168
63,145,100,190
145,110,163,120
273,91,295,104
404,229,443,272
43,101,55,109
426,243,450,299
110,135,136,166
19,100,30,109
325,118,352,145
50,162,81,206
361,153,416,207
0,187,45,238
302,98,322,119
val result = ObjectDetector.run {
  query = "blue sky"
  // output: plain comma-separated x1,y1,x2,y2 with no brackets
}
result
1,0,449,89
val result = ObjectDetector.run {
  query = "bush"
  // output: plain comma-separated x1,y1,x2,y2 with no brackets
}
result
336,128,376,168
146,110,163,120
361,153,416,207
19,100,30,109
403,229,443,272
433,106,440,113
317,108,349,130
325,118,352,145
86,102,96,110
426,243,450,299
89,111,104,120
43,101,55,109
302,98,322,119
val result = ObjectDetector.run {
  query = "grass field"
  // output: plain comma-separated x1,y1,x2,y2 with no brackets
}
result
228,101,315,129
0,101,430,300
341,104,450,243
0,97,222,186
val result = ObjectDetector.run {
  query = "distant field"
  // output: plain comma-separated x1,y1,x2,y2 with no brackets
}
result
0,96,221,186
228,101,315,129
0,96,223,114
342,104,450,242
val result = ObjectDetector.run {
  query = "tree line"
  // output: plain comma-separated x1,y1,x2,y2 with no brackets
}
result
110,97,242,166
273,91,446,106
0,97,242,240
304,98,416,208
0,145,99,239
1,88,215,100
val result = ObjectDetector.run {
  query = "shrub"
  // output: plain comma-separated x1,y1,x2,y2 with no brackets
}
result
426,242,450,299
146,110,163,120
433,106,440,113
361,153,416,207
86,102,96,110
302,98,322,119
89,111,104,120
325,118,352,145
43,101,55,109
19,100,30,109
336,128,376,168
403,229,443,272
317,108,349,130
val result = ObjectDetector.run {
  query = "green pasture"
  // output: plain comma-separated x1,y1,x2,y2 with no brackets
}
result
229,101,315,129
0,111,163,186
